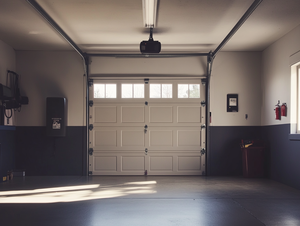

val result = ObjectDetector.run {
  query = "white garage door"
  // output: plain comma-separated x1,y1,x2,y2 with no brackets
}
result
89,78,206,175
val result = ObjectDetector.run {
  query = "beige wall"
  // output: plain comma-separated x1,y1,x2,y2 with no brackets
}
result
16,51,85,126
261,25,300,126
15,50,263,127
210,52,262,126
0,39,16,85
90,56,207,76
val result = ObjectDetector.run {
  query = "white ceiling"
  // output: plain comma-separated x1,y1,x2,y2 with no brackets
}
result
0,0,300,54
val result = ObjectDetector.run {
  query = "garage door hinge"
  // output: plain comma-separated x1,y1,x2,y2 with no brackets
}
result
201,124,206,129
89,100,94,107
88,171,93,175
89,124,94,131
145,101,148,106
144,78,149,84
201,101,206,107
201,148,206,155
88,148,94,155
88,79,93,87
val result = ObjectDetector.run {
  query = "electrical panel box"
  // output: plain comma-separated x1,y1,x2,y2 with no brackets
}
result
46,97,67,137
227,94,238,112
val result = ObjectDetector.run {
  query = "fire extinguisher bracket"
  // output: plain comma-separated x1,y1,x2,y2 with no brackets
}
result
281,103,287,117
274,101,281,120
274,101,288,120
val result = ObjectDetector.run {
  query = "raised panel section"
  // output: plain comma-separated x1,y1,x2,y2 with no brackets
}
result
95,106,117,122
149,106,173,122
122,157,145,171
121,130,144,146
150,156,173,171
149,130,173,146
94,156,117,171
177,106,201,123
178,156,201,171
95,130,117,146
177,130,200,146
121,106,144,122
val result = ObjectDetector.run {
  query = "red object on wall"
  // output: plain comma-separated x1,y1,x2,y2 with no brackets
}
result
281,103,287,117
242,141,265,178
275,104,281,120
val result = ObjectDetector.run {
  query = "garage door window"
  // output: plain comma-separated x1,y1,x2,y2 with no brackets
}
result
150,84,172,98
94,84,117,98
122,84,144,98
178,84,200,98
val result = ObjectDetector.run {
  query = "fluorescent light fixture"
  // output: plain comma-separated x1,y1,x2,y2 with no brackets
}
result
142,0,158,28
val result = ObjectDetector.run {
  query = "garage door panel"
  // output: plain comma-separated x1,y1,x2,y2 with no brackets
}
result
92,153,203,175
94,106,117,123
178,156,201,171
149,130,173,146
94,130,117,147
121,130,145,146
94,156,117,171
121,106,145,122
177,130,201,147
149,106,173,123
149,156,173,171
148,127,202,149
92,153,146,175
122,156,145,171
177,106,201,123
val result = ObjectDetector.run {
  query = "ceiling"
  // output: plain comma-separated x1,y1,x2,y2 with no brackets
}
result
0,0,300,54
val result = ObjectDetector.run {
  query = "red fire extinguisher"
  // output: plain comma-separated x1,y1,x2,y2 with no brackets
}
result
275,102,281,120
281,103,287,117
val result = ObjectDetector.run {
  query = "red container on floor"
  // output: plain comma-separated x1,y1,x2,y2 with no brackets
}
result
242,146,265,178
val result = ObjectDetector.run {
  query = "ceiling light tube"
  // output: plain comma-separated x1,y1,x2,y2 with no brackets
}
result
142,0,158,28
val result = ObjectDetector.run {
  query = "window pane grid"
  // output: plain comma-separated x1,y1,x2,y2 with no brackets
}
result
150,84,161,98
94,84,105,98
106,84,117,98
134,84,144,98
94,82,199,99
162,84,172,98
122,84,144,98
122,84,133,98
189,84,200,98
178,84,200,98
150,84,172,98
94,84,116,98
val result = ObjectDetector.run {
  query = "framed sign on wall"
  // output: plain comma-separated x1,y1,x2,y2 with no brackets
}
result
227,94,238,112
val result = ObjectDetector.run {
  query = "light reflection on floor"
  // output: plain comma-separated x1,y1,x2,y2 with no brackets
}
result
0,181,157,203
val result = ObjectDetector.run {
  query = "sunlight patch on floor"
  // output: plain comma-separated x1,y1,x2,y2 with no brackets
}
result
0,181,157,203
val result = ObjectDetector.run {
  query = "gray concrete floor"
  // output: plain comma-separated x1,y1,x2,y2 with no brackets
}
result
0,176,300,226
